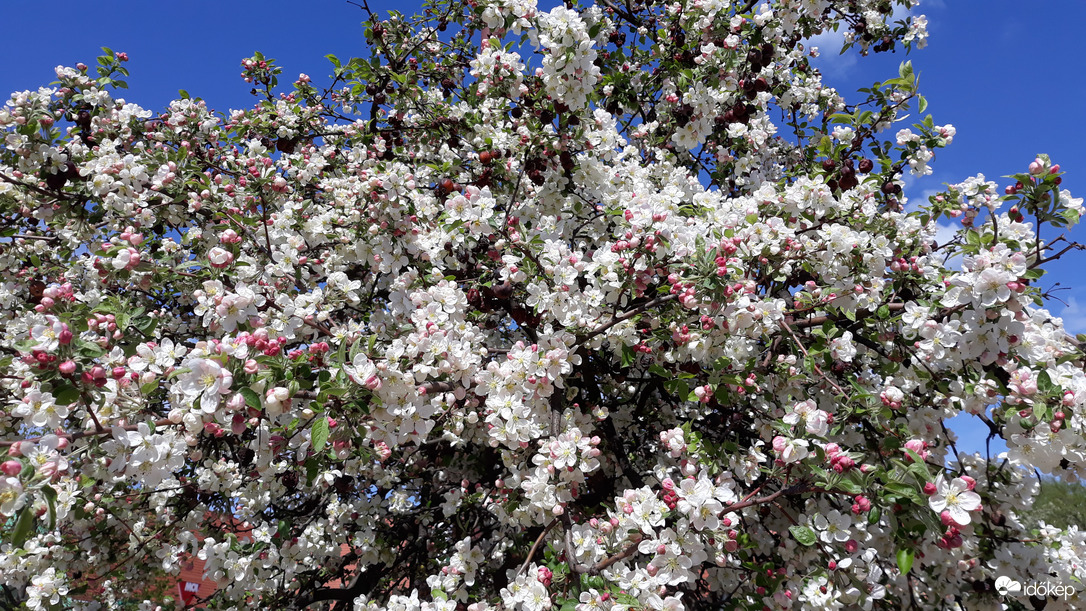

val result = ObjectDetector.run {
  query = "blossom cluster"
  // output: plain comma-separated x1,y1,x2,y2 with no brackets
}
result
0,0,1083,609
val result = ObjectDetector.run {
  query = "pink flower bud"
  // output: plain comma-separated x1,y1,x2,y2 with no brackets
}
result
0,460,22,476
208,247,234,269
772,436,787,453
227,394,247,412
59,360,76,375
363,374,382,391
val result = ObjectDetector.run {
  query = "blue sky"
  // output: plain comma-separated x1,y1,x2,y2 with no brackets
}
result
1,0,1083,457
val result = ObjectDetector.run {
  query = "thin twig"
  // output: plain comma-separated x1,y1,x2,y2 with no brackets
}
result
0,418,179,447
517,519,559,576
577,294,678,345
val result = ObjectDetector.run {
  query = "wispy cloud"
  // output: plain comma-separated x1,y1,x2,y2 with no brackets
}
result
805,27,857,76
804,3,925,77
1057,297,1086,335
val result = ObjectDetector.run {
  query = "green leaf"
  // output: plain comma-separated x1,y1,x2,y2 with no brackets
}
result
789,525,817,546
77,340,105,359
885,482,921,504
42,485,57,530
1037,370,1056,394
10,506,34,547
240,387,262,410
896,548,914,574
312,417,330,452
835,479,862,495
336,337,349,368
1034,403,1050,424
898,60,913,81
904,450,930,479
54,385,81,406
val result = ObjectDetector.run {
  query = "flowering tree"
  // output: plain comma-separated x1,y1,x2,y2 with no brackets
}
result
1,0,1085,609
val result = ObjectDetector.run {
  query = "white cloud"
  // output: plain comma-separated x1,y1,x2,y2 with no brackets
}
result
805,3,925,76
1057,297,1086,335
806,27,857,76
931,220,962,270
932,220,957,247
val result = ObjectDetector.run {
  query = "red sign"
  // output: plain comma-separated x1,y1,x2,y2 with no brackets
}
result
178,581,200,606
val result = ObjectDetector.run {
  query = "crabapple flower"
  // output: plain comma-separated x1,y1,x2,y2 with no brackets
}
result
176,357,233,412
25,568,68,610
343,353,381,390
928,475,982,525
208,247,235,268
11,390,67,430
813,510,852,543
0,6,1082,611
264,386,291,418
0,476,25,517
29,318,66,352
772,436,809,464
